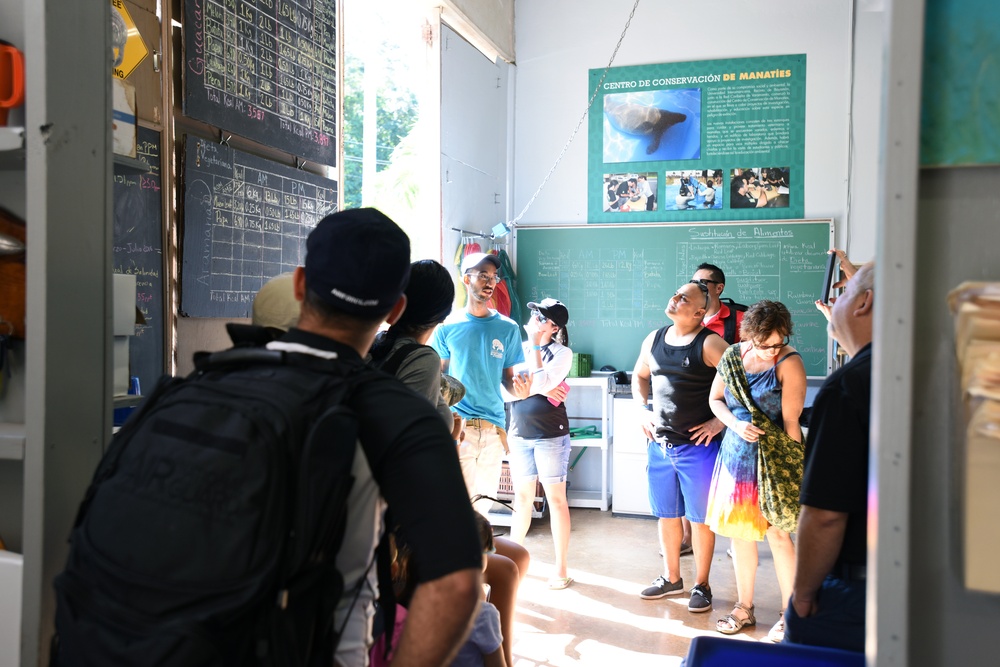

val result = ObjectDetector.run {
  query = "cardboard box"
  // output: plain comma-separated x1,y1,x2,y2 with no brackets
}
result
112,78,137,157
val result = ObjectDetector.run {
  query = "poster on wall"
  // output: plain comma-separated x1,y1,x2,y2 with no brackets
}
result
588,54,806,223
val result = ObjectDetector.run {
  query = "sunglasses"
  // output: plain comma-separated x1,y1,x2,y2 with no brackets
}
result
753,337,789,351
692,278,721,286
533,310,548,324
468,271,500,285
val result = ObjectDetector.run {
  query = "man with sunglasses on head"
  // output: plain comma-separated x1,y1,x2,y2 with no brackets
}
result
692,262,746,345
432,253,525,516
633,280,729,613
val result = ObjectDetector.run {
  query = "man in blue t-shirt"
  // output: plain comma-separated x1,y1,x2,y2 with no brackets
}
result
432,252,524,516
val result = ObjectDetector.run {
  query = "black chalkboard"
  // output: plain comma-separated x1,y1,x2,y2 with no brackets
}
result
181,135,338,317
183,0,337,166
516,221,834,377
113,126,165,393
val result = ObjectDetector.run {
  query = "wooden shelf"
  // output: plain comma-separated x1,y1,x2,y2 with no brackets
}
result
0,422,25,461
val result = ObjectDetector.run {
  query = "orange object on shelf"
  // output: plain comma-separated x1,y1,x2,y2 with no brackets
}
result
0,43,25,127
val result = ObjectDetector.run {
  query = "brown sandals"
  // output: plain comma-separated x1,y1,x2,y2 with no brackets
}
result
716,602,756,635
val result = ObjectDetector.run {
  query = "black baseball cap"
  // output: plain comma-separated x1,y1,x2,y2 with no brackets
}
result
304,208,411,316
526,298,569,327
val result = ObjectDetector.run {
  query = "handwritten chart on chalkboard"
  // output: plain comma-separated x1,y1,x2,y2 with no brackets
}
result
183,0,337,165
515,221,833,376
181,135,337,317
113,126,164,393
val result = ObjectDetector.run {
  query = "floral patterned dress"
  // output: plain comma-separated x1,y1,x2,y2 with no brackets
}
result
705,351,801,541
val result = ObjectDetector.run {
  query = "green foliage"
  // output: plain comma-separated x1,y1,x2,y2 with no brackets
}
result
341,53,419,209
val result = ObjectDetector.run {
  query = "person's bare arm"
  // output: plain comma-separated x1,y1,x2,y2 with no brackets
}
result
686,333,729,444
632,331,657,440
389,568,481,667
483,647,507,667
791,505,848,617
500,366,517,395
440,358,450,374
708,369,763,442
777,351,807,443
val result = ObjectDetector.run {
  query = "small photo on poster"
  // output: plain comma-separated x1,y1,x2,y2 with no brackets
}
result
603,89,701,163
729,167,790,209
603,172,658,212
663,170,723,211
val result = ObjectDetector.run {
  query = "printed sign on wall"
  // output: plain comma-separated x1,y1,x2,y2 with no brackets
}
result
588,54,806,223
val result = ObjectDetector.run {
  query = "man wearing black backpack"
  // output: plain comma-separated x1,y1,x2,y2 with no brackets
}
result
53,209,483,667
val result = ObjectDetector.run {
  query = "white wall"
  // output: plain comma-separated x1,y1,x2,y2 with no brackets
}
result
440,24,512,261
511,0,874,259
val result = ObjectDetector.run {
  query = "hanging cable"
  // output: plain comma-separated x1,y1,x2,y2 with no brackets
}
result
505,0,642,229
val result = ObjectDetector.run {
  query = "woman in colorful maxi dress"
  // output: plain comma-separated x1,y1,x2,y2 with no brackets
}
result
705,300,806,641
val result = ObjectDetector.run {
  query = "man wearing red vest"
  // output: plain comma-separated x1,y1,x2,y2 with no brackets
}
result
692,263,746,345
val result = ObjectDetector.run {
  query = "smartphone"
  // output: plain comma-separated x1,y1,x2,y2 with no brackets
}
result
820,251,838,304
548,380,570,406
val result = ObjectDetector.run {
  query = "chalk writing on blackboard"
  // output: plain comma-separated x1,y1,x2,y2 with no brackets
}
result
183,0,337,165
517,222,832,376
181,135,337,318
114,126,164,391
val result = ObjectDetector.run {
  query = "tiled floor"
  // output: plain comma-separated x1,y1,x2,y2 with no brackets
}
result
506,508,787,666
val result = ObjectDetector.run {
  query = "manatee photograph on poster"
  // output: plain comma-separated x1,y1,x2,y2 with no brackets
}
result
589,54,806,223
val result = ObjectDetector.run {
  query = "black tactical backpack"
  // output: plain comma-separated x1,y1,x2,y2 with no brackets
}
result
53,347,368,666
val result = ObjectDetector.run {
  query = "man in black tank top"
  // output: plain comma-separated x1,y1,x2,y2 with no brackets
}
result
632,280,728,612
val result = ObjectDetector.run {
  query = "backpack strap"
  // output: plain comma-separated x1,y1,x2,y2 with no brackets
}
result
194,346,357,376
720,298,748,345
376,343,427,377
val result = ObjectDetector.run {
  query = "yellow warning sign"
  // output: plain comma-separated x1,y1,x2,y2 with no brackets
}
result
111,0,148,80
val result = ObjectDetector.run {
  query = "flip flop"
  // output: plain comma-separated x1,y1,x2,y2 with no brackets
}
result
548,577,573,590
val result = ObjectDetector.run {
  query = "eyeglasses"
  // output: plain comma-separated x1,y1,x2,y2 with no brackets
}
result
532,310,548,323
753,337,789,351
692,278,721,286
467,271,500,285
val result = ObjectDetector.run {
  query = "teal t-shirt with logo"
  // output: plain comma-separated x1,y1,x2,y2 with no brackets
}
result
431,310,524,429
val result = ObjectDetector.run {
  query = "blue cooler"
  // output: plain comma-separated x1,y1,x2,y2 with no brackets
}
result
684,636,865,667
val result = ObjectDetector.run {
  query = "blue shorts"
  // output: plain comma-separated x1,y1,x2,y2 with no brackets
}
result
647,440,720,522
507,434,572,484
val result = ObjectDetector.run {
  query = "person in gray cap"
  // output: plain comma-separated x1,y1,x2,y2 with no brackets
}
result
432,252,525,516
275,209,483,666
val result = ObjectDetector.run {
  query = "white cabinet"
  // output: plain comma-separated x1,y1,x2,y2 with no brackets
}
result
564,376,613,511
611,397,654,517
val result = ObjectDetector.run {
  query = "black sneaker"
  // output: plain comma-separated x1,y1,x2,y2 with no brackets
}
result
688,583,713,612
680,542,693,556
639,575,684,600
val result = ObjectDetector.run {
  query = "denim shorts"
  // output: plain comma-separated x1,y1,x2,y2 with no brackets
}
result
647,439,720,522
507,434,572,484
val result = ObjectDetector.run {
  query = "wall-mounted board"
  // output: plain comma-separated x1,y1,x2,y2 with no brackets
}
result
180,135,337,317
113,126,164,391
183,0,337,165
515,220,833,377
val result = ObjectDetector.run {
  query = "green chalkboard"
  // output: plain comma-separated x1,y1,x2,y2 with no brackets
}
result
514,220,833,377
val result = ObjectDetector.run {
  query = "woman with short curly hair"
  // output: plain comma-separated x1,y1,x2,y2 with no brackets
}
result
704,300,806,642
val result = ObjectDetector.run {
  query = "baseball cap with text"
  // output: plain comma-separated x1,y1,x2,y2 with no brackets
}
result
305,208,411,316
